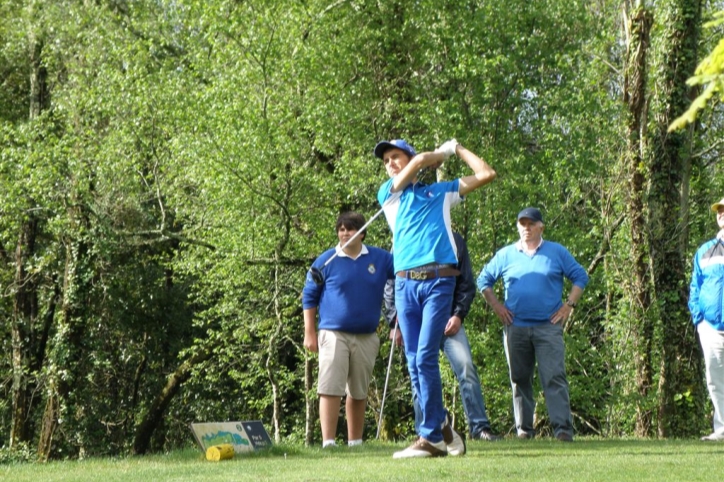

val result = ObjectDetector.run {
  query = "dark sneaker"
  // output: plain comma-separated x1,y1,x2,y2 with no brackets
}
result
555,432,573,442
392,438,448,458
478,429,501,441
441,416,466,456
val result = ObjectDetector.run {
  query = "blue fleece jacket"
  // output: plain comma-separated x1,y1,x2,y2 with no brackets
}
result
689,238,724,331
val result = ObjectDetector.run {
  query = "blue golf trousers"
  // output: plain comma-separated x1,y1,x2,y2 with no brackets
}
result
395,275,455,443
413,325,492,437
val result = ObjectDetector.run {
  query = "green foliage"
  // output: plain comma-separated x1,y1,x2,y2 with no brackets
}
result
0,443,36,465
0,0,722,457
669,11,724,131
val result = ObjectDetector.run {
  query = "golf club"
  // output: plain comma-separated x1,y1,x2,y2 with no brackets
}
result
376,322,399,440
308,202,391,286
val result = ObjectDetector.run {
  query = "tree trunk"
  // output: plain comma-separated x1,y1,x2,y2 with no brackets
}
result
10,219,39,448
650,0,704,438
623,5,654,437
37,236,91,461
305,353,315,446
132,349,213,455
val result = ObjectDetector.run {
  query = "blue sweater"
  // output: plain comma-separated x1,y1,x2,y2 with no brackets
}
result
477,240,589,326
689,238,724,331
302,245,395,334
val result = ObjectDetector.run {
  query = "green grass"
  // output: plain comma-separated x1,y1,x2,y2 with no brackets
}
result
2,438,723,481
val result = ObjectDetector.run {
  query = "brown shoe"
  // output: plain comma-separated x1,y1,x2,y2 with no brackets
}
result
392,437,448,458
556,432,573,442
441,416,466,456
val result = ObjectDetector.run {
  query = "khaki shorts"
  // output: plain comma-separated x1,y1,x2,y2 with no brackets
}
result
317,330,380,399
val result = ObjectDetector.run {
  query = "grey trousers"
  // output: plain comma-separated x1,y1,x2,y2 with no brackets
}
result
503,323,573,437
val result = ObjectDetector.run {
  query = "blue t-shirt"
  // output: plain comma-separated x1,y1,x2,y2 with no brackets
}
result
302,245,395,334
477,240,589,326
377,177,462,272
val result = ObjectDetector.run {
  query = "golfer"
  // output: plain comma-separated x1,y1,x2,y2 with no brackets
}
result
302,212,394,448
375,138,496,458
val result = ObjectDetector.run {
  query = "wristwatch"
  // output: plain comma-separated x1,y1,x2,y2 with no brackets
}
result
565,299,577,308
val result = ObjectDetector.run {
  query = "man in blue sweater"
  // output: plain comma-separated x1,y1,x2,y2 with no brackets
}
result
375,138,496,457
302,212,395,448
478,207,588,442
689,197,724,442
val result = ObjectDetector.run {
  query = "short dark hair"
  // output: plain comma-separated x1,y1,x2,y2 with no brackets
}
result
336,211,366,240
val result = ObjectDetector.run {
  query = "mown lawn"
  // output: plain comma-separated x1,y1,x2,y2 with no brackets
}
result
3,438,723,481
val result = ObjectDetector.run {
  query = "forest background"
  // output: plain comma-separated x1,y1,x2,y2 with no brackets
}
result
1,0,723,460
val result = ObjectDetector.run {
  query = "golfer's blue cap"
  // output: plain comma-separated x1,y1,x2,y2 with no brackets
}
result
374,139,417,160
517,207,543,223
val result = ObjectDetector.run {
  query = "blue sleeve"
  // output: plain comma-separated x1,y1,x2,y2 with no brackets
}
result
301,250,332,309
378,179,394,206
477,249,504,292
302,273,322,309
558,245,589,289
689,251,703,324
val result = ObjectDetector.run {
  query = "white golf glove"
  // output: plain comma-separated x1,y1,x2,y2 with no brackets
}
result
435,139,458,159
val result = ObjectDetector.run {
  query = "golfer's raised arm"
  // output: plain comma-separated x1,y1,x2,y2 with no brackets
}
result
391,151,446,192
457,145,496,196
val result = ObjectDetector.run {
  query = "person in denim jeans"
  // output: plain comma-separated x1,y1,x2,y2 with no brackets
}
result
375,138,496,457
478,207,588,442
384,232,500,441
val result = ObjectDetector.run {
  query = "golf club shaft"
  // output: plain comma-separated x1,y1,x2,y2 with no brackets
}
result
322,206,386,267
376,322,398,440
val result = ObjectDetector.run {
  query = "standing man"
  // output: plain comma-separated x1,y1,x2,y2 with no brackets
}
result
689,197,724,442
477,207,588,442
383,232,501,442
375,138,496,458
302,212,395,448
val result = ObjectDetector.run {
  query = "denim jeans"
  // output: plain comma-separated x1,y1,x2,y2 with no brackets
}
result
395,276,455,443
413,325,492,437
503,323,573,438
698,321,724,435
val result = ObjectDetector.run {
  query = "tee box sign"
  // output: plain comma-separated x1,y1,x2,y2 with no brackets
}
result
190,421,272,454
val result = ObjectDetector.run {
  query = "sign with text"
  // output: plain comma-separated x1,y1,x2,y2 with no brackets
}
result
190,421,272,454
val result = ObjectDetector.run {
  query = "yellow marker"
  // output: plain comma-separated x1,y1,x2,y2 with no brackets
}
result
206,444,234,461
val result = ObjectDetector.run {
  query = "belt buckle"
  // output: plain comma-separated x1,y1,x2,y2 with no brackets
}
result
409,270,427,281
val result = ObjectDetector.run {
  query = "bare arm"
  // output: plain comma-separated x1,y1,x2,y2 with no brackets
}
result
303,308,318,352
391,151,447,192
456,145,497,196
482,287,513,325
550,285,585,325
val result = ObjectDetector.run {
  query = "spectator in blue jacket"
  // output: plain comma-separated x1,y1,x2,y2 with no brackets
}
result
689,197,724,442
477,207,588,442
302,212,395,448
